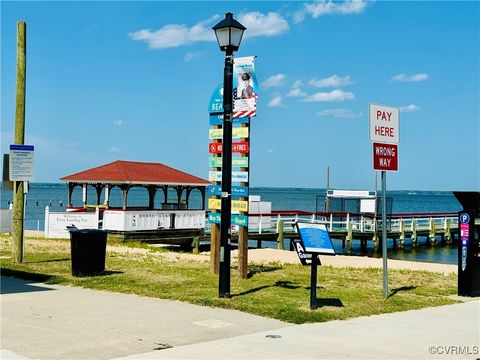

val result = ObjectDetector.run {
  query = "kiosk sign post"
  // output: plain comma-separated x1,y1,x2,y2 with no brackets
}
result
295,222,335,310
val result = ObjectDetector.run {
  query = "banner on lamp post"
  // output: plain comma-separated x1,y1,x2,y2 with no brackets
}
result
233,56,258,118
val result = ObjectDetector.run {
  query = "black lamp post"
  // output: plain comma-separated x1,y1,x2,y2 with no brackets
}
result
212,12,246,298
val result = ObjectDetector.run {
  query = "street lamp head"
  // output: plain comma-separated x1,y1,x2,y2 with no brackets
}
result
212,12,246,54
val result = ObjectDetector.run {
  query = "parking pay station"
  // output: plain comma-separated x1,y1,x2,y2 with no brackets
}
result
453,191,480,297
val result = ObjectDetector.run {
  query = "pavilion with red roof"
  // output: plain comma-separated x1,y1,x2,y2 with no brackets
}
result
60,160,210,210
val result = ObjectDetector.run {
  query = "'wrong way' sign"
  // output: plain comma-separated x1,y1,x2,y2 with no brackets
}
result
373,142,398,171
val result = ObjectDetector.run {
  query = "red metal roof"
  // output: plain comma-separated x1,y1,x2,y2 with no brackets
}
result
60,160,210,186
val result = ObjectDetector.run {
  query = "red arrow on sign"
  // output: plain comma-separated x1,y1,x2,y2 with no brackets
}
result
208,142,249,154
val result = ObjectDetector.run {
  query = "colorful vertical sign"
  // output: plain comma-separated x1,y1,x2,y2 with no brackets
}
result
208,61,256,228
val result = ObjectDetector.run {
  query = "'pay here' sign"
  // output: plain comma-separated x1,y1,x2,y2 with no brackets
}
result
369,104,399,144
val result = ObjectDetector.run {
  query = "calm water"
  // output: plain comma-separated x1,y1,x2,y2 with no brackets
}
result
1,183,462,264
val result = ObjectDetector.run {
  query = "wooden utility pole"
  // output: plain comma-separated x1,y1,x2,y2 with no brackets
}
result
12,21,27,263
237,120,250,278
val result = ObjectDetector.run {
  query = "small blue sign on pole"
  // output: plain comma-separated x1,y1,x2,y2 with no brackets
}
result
209,83,224,115
208,212,248,226
209,114,250,126
208,185,249,198
209,212,221,224
232,214,248,227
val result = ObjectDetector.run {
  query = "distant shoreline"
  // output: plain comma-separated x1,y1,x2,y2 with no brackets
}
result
1,182,467,193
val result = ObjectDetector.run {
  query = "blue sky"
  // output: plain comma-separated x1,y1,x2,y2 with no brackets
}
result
1,1,479,191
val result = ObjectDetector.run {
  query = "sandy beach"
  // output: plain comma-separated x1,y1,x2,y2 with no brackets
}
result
21,230,457,274
233,248,457,274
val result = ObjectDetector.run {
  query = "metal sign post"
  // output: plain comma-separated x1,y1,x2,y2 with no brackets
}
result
381,171,388,299
369,103,400,299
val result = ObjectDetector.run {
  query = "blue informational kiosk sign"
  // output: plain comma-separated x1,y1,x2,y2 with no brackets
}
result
295,221,335,310
296,222,335,255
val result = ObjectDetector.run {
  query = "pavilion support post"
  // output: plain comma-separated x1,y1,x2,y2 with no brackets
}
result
67,183,74,207
82,184,87,207
200,187,206,210
121,185,130,210
162,185,168,208
147,186,157,209
186,188,193,209
175,186,184,209
104,185,110,207
94,184,103,205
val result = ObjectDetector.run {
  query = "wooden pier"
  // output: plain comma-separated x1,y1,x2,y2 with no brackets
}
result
200,211,460,254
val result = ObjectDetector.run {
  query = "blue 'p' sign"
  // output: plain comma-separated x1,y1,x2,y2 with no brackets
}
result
460,213,470,224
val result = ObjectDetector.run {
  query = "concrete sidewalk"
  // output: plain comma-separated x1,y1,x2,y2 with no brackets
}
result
1,276,479,360
120,301,479,360
0,276,286,359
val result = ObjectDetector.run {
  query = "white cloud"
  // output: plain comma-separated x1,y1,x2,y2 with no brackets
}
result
107,146,121,153
308,75,354,88
239,12,289,38
268,96,284,107
391,73,429,82
113,120,126,126
302,89,354,102
262,74,286,88
129,12,288,50
292,80,303,88
267,149,275,154
399,104,421,112
317,108,362,118
295,0,368,22
184,51,202,62
287,88,307,97
287,80,307,97
128,15,219,49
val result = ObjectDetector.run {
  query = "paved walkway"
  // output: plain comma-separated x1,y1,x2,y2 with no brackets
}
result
1,276,479,360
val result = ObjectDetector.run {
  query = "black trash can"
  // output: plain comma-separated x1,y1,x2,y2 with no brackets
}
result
69,229,107,277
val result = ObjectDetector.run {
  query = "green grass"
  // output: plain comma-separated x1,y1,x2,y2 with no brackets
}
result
0,235,458,324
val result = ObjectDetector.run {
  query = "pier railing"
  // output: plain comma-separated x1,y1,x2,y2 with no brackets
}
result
205,210,459,235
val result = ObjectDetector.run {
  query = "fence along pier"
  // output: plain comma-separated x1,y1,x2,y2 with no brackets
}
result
203,211,459,254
